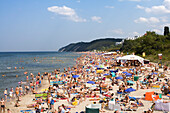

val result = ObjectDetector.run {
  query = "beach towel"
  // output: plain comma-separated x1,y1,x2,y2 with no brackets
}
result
20,110,34,113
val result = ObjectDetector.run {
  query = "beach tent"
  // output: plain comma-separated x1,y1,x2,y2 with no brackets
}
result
144,92,161,101
72,75,79,78
125,88,136,93
117,55,144,64
104,52,117,56
145,92,154,101
86,104,101,113
154,100,170,112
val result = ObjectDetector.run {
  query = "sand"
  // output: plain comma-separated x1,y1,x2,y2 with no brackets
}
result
5,62,170,113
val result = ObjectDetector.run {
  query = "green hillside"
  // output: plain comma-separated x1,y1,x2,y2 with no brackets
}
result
120,31,170,64
58,38,122,52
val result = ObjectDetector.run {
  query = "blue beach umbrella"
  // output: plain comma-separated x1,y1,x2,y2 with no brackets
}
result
72,75,79,78
95,65,99,67
127,80,135,84
125,88,136,93
103,73,110,76
116,76,123,79
87,81,95,84
151,72,158,75
125,73,132,77
122,71,128,74
110,70,118,73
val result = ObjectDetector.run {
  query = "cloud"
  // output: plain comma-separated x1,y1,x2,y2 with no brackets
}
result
105,6,114,9
160,17,169,22
47,6,86,22
136,5,144,9
134,17,160,23
136,0,170,14
112,29,124,35
152,29,162,34
160,23,170,28
91,16,102,23
132,31,140,36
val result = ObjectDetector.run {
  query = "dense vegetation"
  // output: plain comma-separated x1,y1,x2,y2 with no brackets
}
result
58,28,170,64
58,38,122,52
120,31,170,63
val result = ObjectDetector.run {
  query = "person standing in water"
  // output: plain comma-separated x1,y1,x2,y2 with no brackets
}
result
4,88,7,101
0,98,5,113
15,86,19,98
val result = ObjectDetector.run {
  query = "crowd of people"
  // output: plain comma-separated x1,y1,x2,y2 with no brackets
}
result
1,52,170,113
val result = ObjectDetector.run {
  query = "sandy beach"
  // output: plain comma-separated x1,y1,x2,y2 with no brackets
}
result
4,52,170,113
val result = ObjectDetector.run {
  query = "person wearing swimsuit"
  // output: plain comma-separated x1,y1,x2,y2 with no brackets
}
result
0,98,5,113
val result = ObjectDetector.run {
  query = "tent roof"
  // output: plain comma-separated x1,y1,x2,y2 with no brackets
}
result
117,55,144,61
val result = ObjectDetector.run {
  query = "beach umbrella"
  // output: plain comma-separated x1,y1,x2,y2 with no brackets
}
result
111,72,116,77
125,73,132,77
70,71,75,73
122,71,128,74
103,73,110,76
87,81,95,84
110,70,118,73
115,76,123,79
127,80,135,84
125,88,136,93
72,75,79,78
151,72,158,75
86,69,90,72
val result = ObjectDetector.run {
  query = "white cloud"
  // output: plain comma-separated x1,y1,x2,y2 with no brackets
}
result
134,17,160,23
160,17,169,22
136,0,170,14
91,16,102,23
136,5,144,9
134,17,149,23
47,6,86,22
160,23,170,28
152,29,162,34
112,29,124,35
105,6,114,9
132,31,140,36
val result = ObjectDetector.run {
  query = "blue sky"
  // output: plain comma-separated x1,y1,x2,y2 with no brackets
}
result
0,0,169,51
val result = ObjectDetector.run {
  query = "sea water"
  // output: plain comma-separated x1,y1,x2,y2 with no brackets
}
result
0,52,82,98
